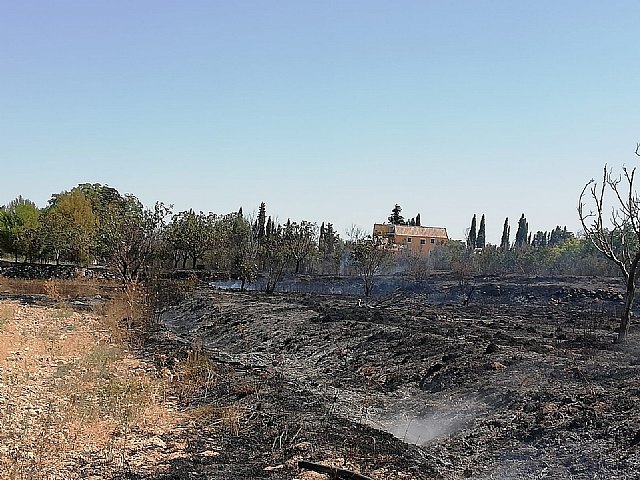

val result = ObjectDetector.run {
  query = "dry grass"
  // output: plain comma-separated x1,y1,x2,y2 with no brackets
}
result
0,302,16,329
172,347,221,402
0,279,186,479
0,277,108,297
0,276,251,479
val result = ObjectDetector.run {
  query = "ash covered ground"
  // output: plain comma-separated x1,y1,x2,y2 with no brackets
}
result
156,275,640,479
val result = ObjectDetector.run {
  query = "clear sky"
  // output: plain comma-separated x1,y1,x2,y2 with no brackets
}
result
1,1,639,243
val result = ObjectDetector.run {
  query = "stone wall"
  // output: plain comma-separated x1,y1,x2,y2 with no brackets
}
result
0,261,110,280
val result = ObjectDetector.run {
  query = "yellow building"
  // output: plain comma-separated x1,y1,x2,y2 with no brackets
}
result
373,223,448,255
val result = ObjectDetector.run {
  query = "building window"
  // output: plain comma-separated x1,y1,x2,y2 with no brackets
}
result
430,238,435,244
406,237,412,243
420,239,426,245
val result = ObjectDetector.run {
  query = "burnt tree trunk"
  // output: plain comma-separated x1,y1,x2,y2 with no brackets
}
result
619,269,637,343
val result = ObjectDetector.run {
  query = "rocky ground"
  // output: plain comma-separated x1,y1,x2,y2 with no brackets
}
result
2,274,639,479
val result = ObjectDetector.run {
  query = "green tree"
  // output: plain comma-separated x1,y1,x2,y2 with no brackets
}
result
388,204,405,225
318,222,343,274
214,210,258,290
500,217,510,251
476,214,486,249
349,234,392,297
0,196,41,262
531,231,548,248
415,213,421,227
514,214,529,248
549,226,574,246
99,195,170,284
284,220,318,274
254,202,266,240
165,210,217,269
467,214,477,250
73,183,128,263
41,189,96,265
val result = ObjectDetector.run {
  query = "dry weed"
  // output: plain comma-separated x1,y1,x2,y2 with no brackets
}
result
0,297,183,480
0,302,16,329
189,404,243,435
0,277,110,298
173,348,221,402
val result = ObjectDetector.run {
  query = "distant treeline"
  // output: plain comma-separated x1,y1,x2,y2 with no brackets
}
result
0,185,615,288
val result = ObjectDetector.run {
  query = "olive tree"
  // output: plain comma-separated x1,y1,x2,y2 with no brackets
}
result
165,209,217,269
283,220,318,274
578,145,640,343
349,233,392,297
99,195,170,285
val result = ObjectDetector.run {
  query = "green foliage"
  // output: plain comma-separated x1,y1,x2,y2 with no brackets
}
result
467,214,477,250
99,196,170,284
318,222,343,274
41,189,96,265
74,183,128,262
514,214,528,248
476,214,486,249
0,196,41,262
388,204,405,225
283,220,318,274
500,217,510,251
165,209,216,269
549,225,573,246
218,210,258,290
531,231,548,248
254,202,266,240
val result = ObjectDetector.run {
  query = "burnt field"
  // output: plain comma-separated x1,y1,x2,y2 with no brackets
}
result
155,275,640,479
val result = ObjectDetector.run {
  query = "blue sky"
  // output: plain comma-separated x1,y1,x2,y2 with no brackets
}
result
1,1,639,243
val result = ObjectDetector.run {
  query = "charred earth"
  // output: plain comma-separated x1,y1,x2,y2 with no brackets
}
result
157,275,640,479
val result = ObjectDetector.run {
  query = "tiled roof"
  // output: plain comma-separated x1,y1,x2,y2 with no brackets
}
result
374,223,448,239
394,225,448,238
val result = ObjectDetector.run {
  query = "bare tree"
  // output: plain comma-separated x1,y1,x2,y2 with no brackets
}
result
578,144,640,343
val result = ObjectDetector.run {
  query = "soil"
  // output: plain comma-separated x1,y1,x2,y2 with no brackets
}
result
154,274,640,479
3,274,639,479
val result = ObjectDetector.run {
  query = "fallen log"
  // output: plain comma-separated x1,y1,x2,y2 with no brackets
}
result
298,461,374,480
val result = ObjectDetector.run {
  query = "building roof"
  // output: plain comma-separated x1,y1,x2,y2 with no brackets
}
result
394,225,448,238
374,223,448,239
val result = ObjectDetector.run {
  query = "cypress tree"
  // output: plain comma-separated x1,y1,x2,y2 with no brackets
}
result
515,214,529,248
255,202,266,239
319,222,325,251
325,223,336,254
265,216,273,239
477,214,486,249
500,217,510,251
467,214,477,249
415,213,421,226
532,231,548,248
